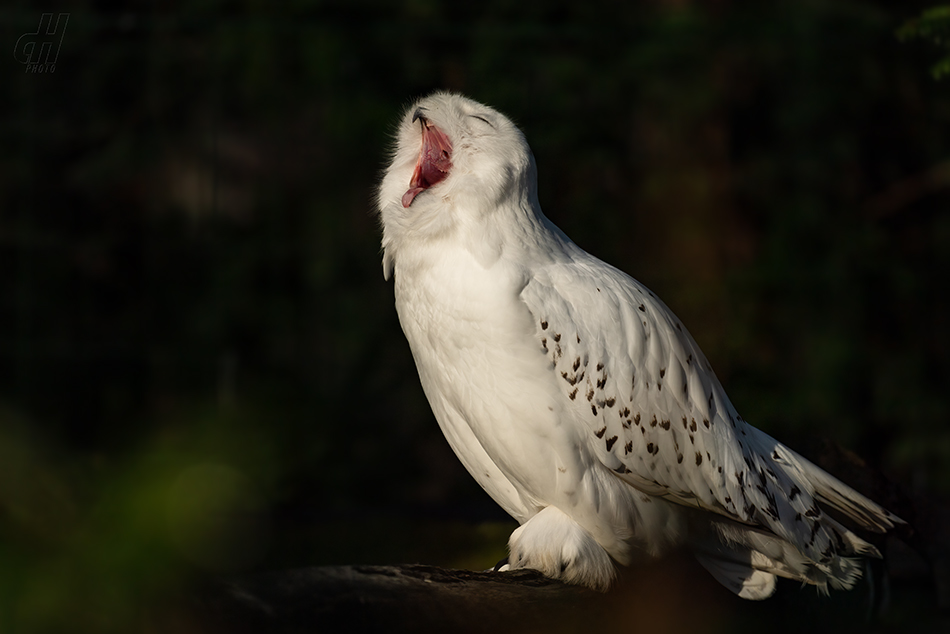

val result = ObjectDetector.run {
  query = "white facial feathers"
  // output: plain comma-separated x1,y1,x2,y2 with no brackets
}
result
377,92,539,280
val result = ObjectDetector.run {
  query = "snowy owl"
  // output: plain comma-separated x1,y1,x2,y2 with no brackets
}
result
376,92,903,599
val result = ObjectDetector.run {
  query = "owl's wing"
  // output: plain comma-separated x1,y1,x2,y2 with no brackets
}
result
519,253,900,568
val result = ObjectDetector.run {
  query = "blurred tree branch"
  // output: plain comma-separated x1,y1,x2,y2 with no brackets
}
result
864,161,950,217
195,565,605,634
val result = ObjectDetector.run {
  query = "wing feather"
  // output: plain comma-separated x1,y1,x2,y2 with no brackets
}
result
520,253,899,566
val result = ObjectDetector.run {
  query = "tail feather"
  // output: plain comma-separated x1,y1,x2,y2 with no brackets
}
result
781,445,904,533
691,437,905,600
694,552,777,600
695,518,871,598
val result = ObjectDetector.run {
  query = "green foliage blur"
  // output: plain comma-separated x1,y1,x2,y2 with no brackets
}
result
3,1,949,631
899,6,950,78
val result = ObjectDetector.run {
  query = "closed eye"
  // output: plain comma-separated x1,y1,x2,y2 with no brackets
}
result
470,114,494,128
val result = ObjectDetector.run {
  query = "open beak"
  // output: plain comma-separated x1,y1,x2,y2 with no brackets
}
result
402,110,453,207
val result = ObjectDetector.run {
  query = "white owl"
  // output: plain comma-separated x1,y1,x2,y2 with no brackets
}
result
376,92,903,599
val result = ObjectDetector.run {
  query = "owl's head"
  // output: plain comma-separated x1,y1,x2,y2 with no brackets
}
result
379,92,536,212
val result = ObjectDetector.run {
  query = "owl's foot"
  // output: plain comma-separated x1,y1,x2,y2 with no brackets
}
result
507,506,616,591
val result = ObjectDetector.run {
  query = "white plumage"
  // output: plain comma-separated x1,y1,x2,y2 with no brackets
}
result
377,92,903,598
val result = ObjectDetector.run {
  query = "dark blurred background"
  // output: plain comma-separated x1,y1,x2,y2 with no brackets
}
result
3,1,949,632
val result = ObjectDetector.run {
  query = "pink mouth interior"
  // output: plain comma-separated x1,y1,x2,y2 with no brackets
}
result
402,122,453,207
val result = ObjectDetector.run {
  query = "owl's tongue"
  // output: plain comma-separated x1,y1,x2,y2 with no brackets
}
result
402,121,453,207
